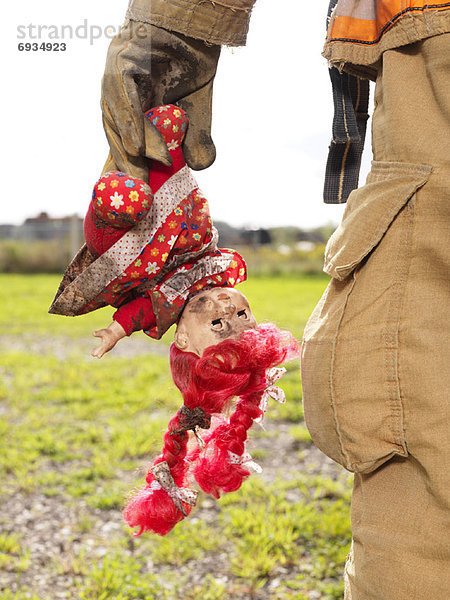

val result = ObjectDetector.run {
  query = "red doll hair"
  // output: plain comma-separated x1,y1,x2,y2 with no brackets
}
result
123,323,298,536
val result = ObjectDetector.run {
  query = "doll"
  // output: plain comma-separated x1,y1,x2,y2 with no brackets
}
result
50,105,298,535
49,105,247,355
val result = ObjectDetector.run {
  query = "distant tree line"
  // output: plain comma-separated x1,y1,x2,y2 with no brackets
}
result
0,213,335,275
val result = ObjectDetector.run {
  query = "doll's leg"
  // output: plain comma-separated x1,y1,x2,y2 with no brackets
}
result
91,171,152,228
85,171,153,256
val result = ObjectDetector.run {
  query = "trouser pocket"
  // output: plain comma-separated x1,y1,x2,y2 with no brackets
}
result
301,161,431,473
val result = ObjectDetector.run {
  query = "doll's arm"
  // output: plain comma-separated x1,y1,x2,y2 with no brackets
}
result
113,296,156,335
92,321,127,359
91,296,157,358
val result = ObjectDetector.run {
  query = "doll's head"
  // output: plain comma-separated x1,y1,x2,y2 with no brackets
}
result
174,287,257,357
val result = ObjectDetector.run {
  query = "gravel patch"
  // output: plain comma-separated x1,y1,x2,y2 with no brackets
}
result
0,417,345,600
0,334,170,360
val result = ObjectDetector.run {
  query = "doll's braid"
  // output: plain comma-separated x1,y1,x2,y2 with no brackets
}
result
157,413,189,481
191,360,269,497
123,410,192,536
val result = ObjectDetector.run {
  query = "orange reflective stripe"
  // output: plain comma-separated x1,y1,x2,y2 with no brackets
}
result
329,1,450,45
331,15,378,43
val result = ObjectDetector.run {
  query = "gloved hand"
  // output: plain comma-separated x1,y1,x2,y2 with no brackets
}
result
101,20,221,181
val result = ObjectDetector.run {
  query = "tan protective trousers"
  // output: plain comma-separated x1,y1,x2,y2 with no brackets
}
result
302,34,450,599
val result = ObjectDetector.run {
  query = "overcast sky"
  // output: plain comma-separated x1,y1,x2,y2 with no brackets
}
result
5,0,373,229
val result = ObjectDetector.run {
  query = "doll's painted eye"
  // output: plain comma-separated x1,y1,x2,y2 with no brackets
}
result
211,318,223,329
237,310,247,319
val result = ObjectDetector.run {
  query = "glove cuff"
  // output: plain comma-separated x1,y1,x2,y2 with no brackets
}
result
126,0,256,46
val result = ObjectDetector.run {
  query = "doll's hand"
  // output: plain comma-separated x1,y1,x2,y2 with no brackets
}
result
92,321,127,359
101,20,220,181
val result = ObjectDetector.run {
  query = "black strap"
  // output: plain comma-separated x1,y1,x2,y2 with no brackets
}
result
323,1,370,204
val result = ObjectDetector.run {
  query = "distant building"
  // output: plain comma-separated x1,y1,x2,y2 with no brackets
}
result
0,212,83,242
214,221,244,248
214,222,272,248
294,230,326,245
295,241,316,252
0,224,16,239
20,212,83,241
241,228,272,246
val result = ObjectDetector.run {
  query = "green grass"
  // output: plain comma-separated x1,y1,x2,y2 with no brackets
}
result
0,533,30,575
0,351,175,499
0,273,352,600
0,273,328,339
220,478,350,592
239,275,329,336
0,274,112,337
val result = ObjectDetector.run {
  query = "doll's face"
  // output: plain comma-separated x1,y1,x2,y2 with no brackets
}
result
174,288,257,356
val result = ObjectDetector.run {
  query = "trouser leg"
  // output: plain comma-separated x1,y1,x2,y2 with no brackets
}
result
344,34,450,600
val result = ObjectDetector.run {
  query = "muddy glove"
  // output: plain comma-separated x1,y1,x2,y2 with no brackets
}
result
101,20,221,181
